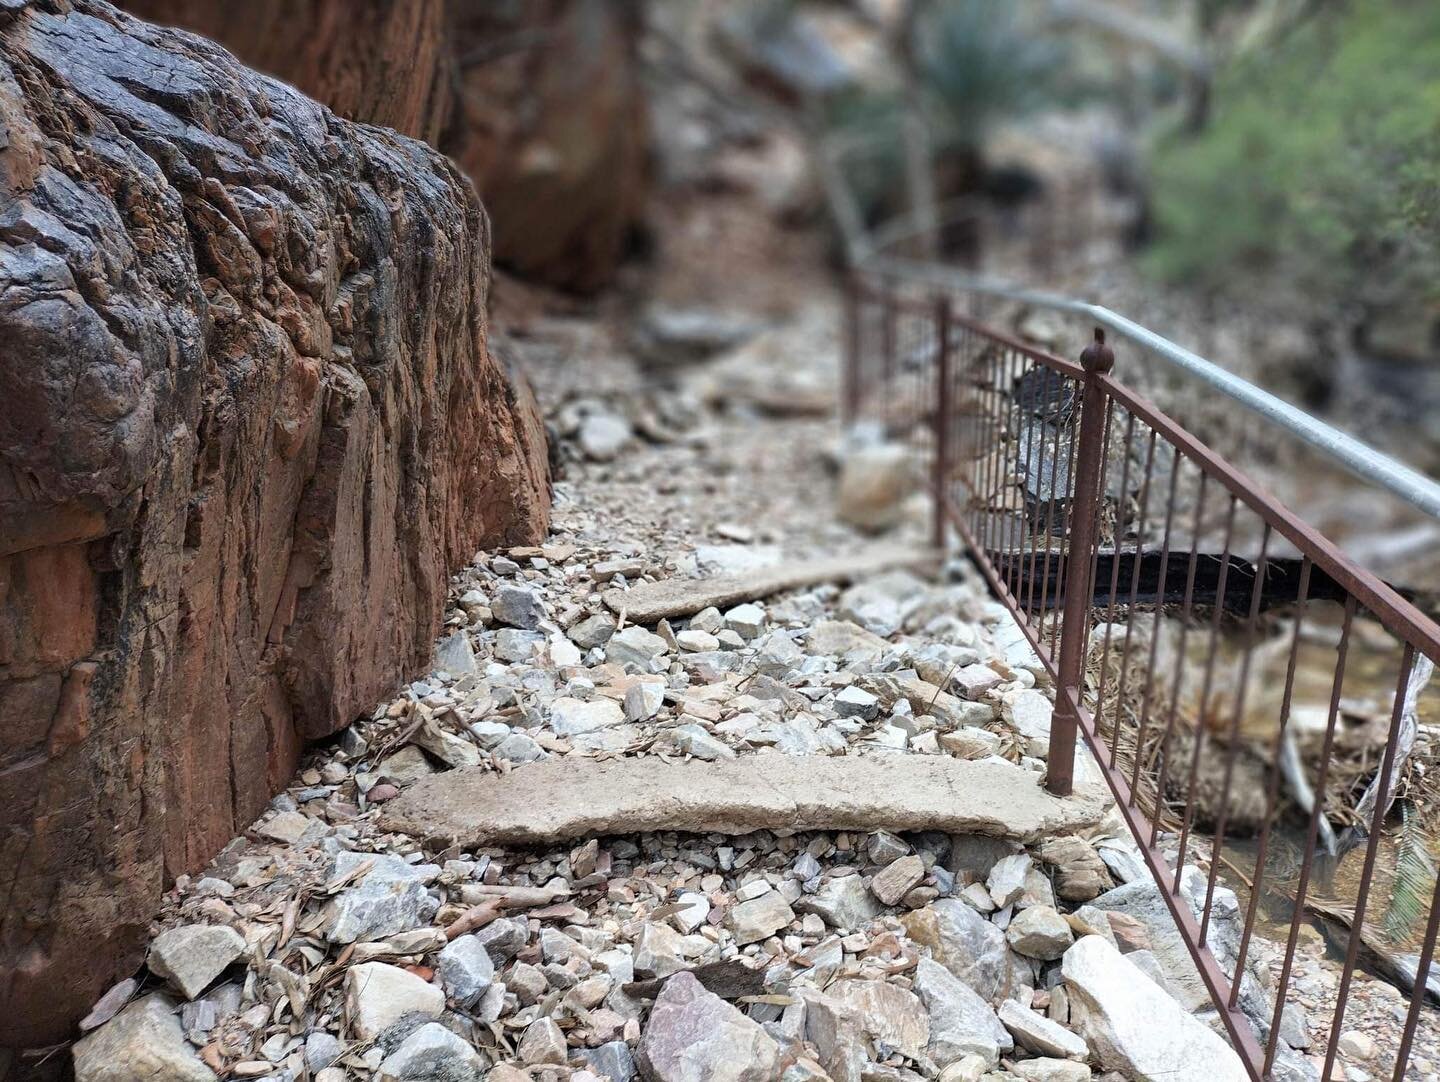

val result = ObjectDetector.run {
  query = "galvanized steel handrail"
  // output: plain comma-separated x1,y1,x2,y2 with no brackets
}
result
867,251,1440,522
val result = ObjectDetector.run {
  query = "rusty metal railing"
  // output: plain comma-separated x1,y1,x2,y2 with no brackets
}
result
846,273,1440,1081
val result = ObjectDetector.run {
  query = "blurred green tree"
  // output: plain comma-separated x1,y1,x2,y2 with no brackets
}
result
1147,0,1440,342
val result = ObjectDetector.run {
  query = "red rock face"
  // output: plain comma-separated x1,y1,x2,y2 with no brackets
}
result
445,0,650,294
122,0,651,295
0,0,549,1047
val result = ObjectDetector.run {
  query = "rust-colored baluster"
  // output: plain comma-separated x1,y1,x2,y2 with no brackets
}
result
1171,489,1236,880
1264,595,1356,1077
1232,558,1312,1006
1199,522,1271,943
1130,454,1183,797
1047,330,1113,796
1323,642,1417,1082
1147,468,1209,846
931,296,952,551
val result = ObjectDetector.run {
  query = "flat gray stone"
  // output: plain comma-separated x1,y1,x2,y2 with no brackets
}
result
147,925,246,1000
1062,935,1246,1082
381,755,1108,847
73,994,216,1082
913,957,1012,1068
637,971,780,1082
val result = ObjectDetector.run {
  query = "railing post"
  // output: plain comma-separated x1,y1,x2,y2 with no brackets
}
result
931,295,953,550
1046,328,1114,795
843,274,861,426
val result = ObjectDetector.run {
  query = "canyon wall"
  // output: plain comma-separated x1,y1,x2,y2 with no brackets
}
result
0,0,549,1046
125,0,651,293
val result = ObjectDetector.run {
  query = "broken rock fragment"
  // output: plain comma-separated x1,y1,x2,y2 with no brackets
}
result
870,854,926,905
637,971,781,1082
147,925,246,1000
378,1022,488,1081
72,994,216,1082
345,962,445,1040
1062,935,1247,1081
727,890,795,945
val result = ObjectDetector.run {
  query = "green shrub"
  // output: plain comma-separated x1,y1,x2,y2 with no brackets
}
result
1147,0,1440,312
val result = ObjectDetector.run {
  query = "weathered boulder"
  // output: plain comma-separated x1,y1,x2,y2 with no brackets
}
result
445,0,649,293
1061,936,1247,1082
0,0,548,1047
123,0,650,293
121,0,452,141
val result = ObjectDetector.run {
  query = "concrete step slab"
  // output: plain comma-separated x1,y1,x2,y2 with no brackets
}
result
379,753,1109,847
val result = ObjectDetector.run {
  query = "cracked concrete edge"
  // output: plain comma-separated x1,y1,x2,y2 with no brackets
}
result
378,754,1110,848
600,546,942,623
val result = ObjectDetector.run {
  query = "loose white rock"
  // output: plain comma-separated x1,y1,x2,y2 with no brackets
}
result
550,696,627,736
73,994,217,1082
147,925,246,1000
1062,935,1247,1081
344,962,444,1040
378,1022,487,1081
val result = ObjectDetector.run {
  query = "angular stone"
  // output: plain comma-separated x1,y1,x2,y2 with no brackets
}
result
722,602,767,639
913,956,1012,1068
634,923,687,979
475,918,529,965
305,1032,343,1072
147,925,246,1000
728,891,795,945
1035,836,1112,903
73,994,216,1082
901,900,1011,1004
677,629,720,653
378,1022,487,1080
1004,689,1053,742
871,855,926,905
571,614,618,649
623,680,666,721
998,999,1088,1059
833,686,881,720
829,979,929,1059
674,724,735,761
434,632,478,677
637,972,780,1082
953,664,1003,698
383,756,1108,846
987,853,1033,908
1010,1060,1092,1082
797,876,884,932
326,877,434,944
493,585,544,630
1062,936,1247,1081
799,987,867,1082
863,673,995,728
549,697,626,736
1005,906,1074,961
582,1040,637,1082
495,629,544,663
437,935,495,1008
344,962,444,1040
492,732,545,763
518,1017,567,1065
607,625,670,669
